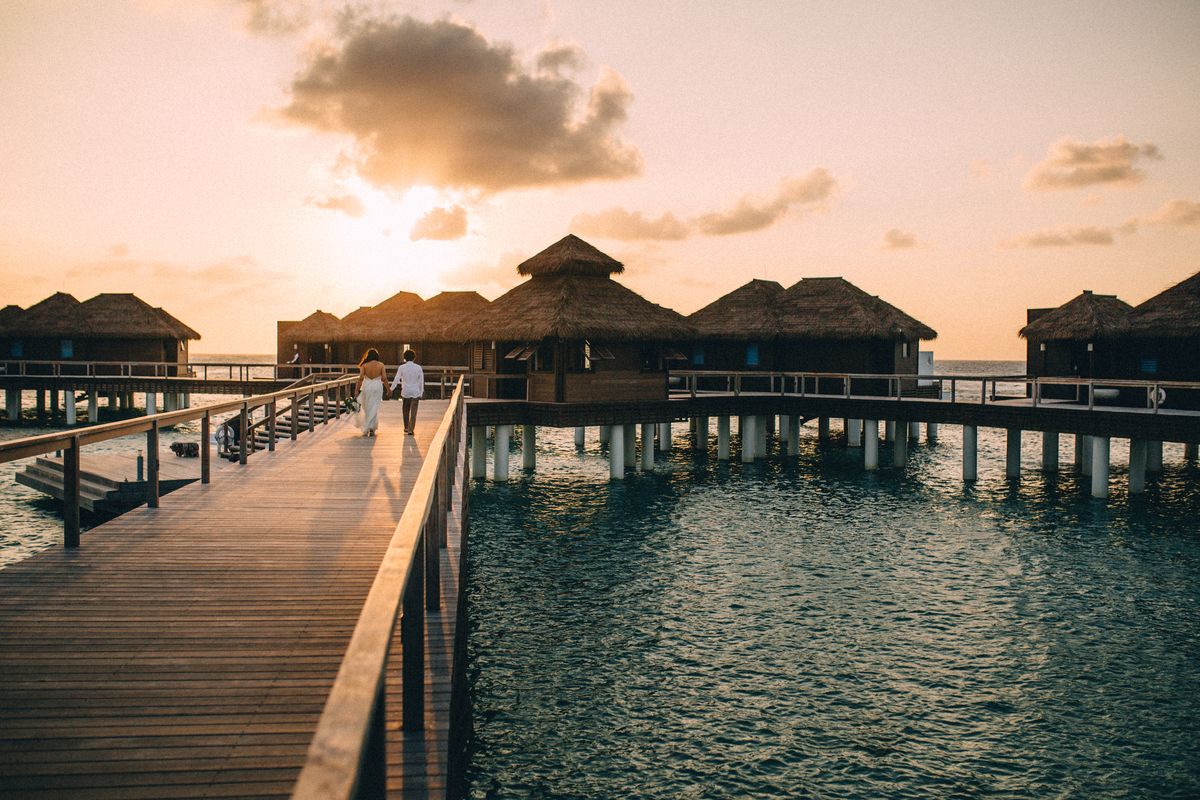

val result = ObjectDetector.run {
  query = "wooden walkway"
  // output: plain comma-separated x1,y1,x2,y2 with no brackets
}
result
0,399,464,799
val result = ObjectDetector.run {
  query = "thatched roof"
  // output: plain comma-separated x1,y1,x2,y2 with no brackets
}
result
1126,270,1200,338
0,305,24,336
457,236,693,342
688,279,786,339
338,291,490,343
779,278,937,341
374,291,424,313
340,306,375,325
517,234,624,277
16,292,82,337
1019,290,1132,340
284,310,344,342
72,294,200,340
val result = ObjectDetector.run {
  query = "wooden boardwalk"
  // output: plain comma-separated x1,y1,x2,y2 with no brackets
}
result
0,399,464,799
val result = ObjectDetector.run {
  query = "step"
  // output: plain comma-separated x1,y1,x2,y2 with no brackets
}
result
33,456,123,490
21,463,119,500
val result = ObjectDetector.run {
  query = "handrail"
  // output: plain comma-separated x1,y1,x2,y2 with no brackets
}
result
0,359,469,382
0,374,359,546
292,377,466,800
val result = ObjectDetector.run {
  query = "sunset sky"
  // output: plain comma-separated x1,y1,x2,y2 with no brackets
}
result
2,0,1198,357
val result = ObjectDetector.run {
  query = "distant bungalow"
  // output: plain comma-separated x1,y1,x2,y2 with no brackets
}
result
456,234,695,401
1020,290,1132,386
689,277,936,385
1125,270,1200,383
277,291,489,367
0,292,199,367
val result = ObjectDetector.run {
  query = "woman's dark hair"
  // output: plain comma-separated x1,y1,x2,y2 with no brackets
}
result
360,348,381,366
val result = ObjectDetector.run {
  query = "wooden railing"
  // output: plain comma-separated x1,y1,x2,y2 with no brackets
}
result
291,377,466,800
0,374,360,547
669,370,1200,414
0,360,469,387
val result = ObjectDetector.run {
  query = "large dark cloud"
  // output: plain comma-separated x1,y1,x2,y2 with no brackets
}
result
694,169,835,236
1024,136,1162,191
278,17,641,192
410,205,468,241
570,208,690,241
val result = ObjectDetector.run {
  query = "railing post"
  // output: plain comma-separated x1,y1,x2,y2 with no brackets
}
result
1152,383,1160,414
358,681,388,800
1088,381,1095,410
268,399,277,451
291,393,299,441
147,421,159,507
425,487,441,611
63,434,80,548
201,412,211,484
308,390,315,433
844,375,850,398
239,402,249,465
402,535,426,731
734,375,741,396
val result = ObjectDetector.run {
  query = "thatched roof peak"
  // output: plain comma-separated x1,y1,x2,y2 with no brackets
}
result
0,305,24,336
780,277,937,341
689,279,786,340
517,234,624,277
1019,290,1132,340
286,310,344,342
75,293,201,340
374,291,424,312
1127,269,1200,338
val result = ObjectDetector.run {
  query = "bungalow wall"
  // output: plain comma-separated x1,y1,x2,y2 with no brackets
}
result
689,340,781,371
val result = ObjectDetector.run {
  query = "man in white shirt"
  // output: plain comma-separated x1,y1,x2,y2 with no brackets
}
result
390,349,425,435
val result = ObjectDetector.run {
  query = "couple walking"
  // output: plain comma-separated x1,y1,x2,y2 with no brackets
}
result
354,348,424,437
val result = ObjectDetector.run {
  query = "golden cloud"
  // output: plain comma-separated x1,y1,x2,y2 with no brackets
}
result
1024,135,1162,191
570,208,690,241
410,205,468,241
694,169,835,236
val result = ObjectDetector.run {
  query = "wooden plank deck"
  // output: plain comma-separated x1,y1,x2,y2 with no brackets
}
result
0,398,463,799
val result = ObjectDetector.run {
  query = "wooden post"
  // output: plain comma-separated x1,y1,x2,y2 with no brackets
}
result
1006,428,1021,479
268,400,277,451
963,425,978,482
201,412,211,484
741,415,756,463
471,427,487,479
239,403,249,465
522,425,536,471
307,391,315,433
63,435,80,548
609,424,625,479
401,534,425,731
1091,436,1110,498
864,419,879,470
641,423,654,469
1041,431,1059,471
290,393,299,441
893,421,908,467
425,491,441,610
359,683,387,799
717,416,730,461
147,421,159,508
494,425,511,480
1129,438,1147,494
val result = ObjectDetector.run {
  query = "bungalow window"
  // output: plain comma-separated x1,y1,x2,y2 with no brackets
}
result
10,340,22,358
60,339,74,359
693,345,705,366
745,343,759,367
901,341,910,359
1141,358,1158,374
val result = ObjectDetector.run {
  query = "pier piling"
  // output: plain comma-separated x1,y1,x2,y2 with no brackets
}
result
1129,439,1147,494
65,392,77,425
1006,429,1021,479
1147,440,1163,473
893,422,908,467
5,389,19,421
522,425,536,471
600,425,611,445
927,422,939,444
641,423,654,469
885,420,895,442
659,422,672,451
787,415,800,456
741,416,756,463
494,425,511,480
471,426,486,479
757,415,768,457
610,424,625,479
847,418,862,448
818,417,830,441
963,425,978,481
696,416,709,451
717,416,731,460
908,421,920,441
1041,431,1059,471
624,424,636,468
574,426,585,448
1186,442,1198,462
87,391,98,423
1081,436,1093,477
864,420,879,470
1091,436,1111,498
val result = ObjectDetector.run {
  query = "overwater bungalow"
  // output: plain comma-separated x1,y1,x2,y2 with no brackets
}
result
1020,290,1132,391
1125,270,1200,382
687,279,787,370
338,291,488,367
2,292,199,371
456,234,695,401
277,310,344,366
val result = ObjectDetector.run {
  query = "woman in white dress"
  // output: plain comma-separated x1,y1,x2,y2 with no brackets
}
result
354,348,390,437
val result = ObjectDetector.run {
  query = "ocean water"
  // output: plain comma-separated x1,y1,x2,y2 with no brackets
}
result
463,361,1200,799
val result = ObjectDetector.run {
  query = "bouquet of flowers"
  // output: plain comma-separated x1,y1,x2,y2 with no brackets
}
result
346,395,361,414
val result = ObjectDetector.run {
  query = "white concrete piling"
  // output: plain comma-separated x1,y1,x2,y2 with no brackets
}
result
779,415,789,445
599,425,611,445
1081,435,1093,477
1129,438,1147,495
787,415,800,456
494,424,511,480
65,392,77,425
610,424,625,479
818,417,830,441
146,392,157,416
1091,436,1110,498
1147,440,1163,473
624,424,636,468
88,391,99,423
893,422,908,467
864,419,879,470
5,389,19,422
741,415,756,463
847,419,862,448
1006,428,1021,479
908,421,920,441
963,425,978,482
1041,431,1059,472
757,415,768,458
575,426,585,448
717,416,731,461
884,420,895,442
696,416,709,450
641,423,655,469
659,422,672,451
926,422,939,444
522,425,536,471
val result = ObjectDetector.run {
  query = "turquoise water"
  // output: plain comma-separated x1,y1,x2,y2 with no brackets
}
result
464,367,1200,798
